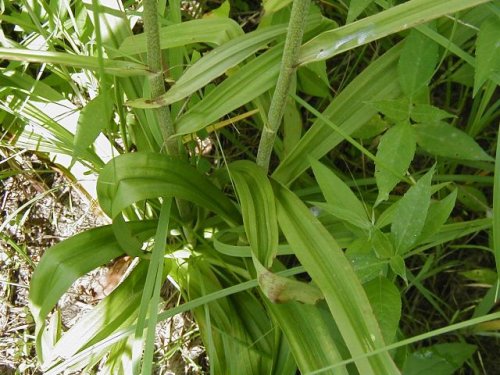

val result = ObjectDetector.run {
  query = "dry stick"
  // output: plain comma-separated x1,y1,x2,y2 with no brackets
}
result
256,0,311,173
143,0,178,155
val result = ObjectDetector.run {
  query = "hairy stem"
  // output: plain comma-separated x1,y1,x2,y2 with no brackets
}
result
256,0,311,172
143,0,178,155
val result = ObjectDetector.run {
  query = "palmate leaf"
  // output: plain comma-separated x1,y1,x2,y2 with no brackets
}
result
28,221,157,365
274,183,400,375
96,152,240,225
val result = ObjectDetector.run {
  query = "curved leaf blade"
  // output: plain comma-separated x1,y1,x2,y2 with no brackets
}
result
96,152,240,225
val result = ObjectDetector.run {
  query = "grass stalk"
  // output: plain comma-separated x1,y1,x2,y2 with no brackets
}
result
256,0,311,172
143,0,178,155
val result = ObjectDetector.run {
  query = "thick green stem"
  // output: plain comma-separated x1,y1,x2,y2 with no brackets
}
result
256,0,310,172
143,0,178,155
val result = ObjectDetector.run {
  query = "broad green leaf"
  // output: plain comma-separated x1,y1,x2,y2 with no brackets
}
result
402,343,476,375
460,268,498,286
29,221,157,364
119,18,243,56
391,167,434,254
275,183,400,375
49,261,151,368
347,0,375,23
364,276,401,344
417,190,457,244
410,103,455,124
298,0,489,65
175,47,281,135
0,47,151,76
474,17,500,96
398,28,439,97
267,301,349,375
414,122,493,161
371,98,411,123
311,159,370,228
352,114,389,140
96,152,240,225
127,26,287,107
274,43,403,186
375,123,416,204
230,160,278,267
264,0,292,14
73,93,113,159
313,202,373,230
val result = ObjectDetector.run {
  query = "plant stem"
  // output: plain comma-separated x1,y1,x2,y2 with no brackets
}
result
256,0,310,173
143,0,178,155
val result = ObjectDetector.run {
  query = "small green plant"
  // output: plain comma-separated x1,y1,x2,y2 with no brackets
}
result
1,0,499,374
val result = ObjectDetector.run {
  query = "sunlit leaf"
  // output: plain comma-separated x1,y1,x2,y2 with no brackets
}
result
474,16,500,96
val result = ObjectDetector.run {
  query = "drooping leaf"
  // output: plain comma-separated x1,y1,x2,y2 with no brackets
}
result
414,122,493,161
398,28,439,97
391,166,434,254
364,276,401,344
402,343,476,375
474,17,500,96
96,152,240,225
375,123,416,204
389,255,407,282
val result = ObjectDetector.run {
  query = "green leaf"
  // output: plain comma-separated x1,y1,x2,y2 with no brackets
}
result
347,0,375,23
73,93,113,159
275,183,400,374
371,228,394,259
456,184,490,213
127,25,287,107
371,98,411,123
96,152,240,225
364,276,401,344
474,17,500,96
417,190,457,244
311,159,371,228
119,18,243,55
410,103,455,124
398,28,439,97
28,221,157,364
230,160,278,267
391,166,434,254
389,255,407,282
402,343,476,375
298,0,489,65
175,47,281,135
414,122,493,161
346,238,388,283
297,61,330,97
0,47,151,76
375,123,416,204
